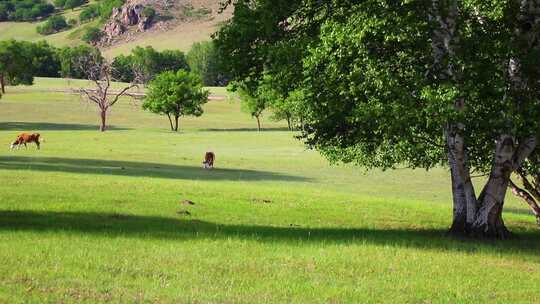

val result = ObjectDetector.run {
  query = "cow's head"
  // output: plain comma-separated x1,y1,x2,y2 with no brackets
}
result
10,142,18,150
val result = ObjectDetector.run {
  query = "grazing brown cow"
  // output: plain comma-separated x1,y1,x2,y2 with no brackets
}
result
10,133,42,150
202,151,215,169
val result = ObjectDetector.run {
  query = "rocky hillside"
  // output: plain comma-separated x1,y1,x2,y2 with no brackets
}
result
0,0,230,58
99,0,231,57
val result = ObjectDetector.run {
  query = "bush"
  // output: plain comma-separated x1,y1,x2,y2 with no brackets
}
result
52,0,65,8
64,0,85,10
79,4,98,22
0,0,54,21
67,18,77,26
36,15,69,35
97,0,124,20
81,26,103,44
141,6,155,19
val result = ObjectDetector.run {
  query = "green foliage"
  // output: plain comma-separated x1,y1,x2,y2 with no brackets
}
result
143,70,209,131
28,40,60,78
111,46,189,84
110,54,133,82
233,82,267,130
36,15,69,35
97,0,124,20
52,0,65,8
213,0,302,92
57,44,102,79
0,39,35,87
0,0,54,21
0,40,60,86
64,0,85,10
141,6,155,19
78,0,123,22
215,0,540,173
81,26,103,44
187,41,226,86
79,4,98,22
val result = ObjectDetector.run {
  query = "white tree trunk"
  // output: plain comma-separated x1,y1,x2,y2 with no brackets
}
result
430,0,479,234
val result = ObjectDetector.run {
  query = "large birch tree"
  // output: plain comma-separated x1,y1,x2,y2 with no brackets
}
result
214,0,540,238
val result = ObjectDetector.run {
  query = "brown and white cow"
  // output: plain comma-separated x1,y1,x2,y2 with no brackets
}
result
202,151,215,169
10,133,42,150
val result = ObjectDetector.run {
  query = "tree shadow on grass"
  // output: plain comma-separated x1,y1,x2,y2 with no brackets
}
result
0,210,539,255
0,156,309,182
505,207,538,217
201,127,293,132
0,122,130,131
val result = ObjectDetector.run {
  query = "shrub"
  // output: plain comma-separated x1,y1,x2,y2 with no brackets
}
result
1,0,54,21
67,18,77,26
64,0,85,10
52,0,65,8
81,26,103,44
36,15,69,35
79,4,98,22
141,6,154,19
97,0,124,20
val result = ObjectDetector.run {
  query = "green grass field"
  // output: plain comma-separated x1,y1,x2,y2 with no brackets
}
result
0,78,539,303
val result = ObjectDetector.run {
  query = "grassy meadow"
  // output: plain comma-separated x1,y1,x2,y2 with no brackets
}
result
0,78,539,303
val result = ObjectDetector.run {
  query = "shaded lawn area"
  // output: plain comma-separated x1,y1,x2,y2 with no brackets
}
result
2,210,540,256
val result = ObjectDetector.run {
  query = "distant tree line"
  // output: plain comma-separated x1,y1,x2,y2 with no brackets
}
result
0,39,227,95
52,0,86,10
0,0,54,21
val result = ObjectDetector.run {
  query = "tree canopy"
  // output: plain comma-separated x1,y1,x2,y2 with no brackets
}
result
111,46,189,84
142,70,209,132
214,0,540,238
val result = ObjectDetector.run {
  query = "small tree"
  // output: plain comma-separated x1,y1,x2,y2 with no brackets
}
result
82,26,104,45
187,41,226,86
236,85,266,131
0,40,35,94
37,15,69,35
143,70,208,132
76,55,138,132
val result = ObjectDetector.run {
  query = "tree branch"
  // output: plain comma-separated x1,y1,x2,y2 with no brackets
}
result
109,84,138,107
512,136,537,171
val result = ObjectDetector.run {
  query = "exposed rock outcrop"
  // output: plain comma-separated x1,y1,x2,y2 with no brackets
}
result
102,0,154,45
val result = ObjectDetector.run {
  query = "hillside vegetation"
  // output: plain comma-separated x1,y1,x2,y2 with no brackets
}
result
0,0,228,57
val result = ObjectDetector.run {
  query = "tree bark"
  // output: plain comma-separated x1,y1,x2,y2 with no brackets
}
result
0,73,5,94
430,0,478,235
256,116,261,131
100,109,107,132
446,123,477,235
167,113,174,131
470,136,515,238
174,115,179,132
286,114,292,131
509,180,540,226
